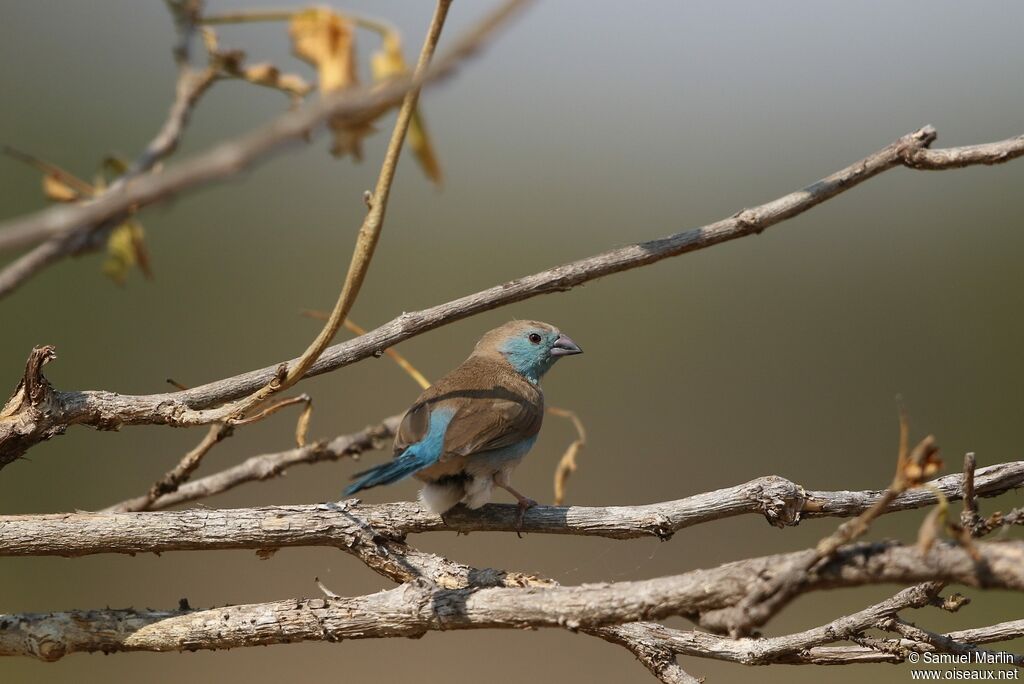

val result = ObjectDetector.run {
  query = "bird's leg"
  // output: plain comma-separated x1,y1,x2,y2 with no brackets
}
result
494,475,537,537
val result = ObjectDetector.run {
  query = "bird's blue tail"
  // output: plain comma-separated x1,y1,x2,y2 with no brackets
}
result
344,447,429,496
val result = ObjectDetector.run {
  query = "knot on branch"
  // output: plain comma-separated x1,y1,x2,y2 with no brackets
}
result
733,209,764,234
642,512,676,541
895,125,939,169
746,476,806,528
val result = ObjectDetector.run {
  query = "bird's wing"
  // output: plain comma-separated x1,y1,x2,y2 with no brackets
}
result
394,400,431,455
441,393,543,458
393,356,543,460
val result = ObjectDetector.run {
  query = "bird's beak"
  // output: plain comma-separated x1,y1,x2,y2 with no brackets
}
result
550,333,583,357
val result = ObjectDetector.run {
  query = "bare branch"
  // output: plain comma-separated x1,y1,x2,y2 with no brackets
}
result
3,124,1023,467
608,616,1024,667
598,583,944,667
134,423,233,512
1,540,1021,661
103,416,401,512
4,462,1021,556
960,452,984,536
594,625,703,684
902,134,1024,169
879,616,1023,667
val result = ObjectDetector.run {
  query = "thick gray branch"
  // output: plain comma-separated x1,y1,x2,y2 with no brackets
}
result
1,462,1019,556
2,125,1023,467
1,540,1021,661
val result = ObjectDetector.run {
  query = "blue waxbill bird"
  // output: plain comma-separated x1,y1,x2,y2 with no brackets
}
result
344,320,582,528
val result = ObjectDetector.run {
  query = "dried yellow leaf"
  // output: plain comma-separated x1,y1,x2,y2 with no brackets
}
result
408,109,443,186
290,8,357,91
289,8,373,159
103,220,151,285
369,33,406,81
548,407,587,505
101,155,129,177
370,33,443,185
42,175,82,202
295,399,313,447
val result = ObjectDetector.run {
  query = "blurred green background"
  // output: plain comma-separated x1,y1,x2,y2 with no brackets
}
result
1,1,1022,682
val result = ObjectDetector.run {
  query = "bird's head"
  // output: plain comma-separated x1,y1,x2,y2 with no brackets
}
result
474,320,582,383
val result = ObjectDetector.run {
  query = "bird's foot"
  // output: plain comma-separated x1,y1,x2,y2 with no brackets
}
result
514,497,538,538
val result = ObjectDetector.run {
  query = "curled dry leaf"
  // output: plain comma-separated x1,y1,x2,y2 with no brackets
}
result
553,439,581,506
903,436,943,487
96,158,153,285
370,31,443,185
289,8,374,159
548,406,587,505
102,220,152,286
42,175,84,202
295,398,313,447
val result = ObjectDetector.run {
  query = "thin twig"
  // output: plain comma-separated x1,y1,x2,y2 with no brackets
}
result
201,7,399,39
879,616,1023,667
102,416,402,512
2,146,97,197
230,393,310,426
134,423,232,512
302,311,432,390
599,583,944,667
961,452,983,533
794,623,1024,664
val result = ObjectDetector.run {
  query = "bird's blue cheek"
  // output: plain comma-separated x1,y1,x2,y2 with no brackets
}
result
499,337,549,382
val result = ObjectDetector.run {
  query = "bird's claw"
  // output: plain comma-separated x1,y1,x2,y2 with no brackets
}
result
514,497,538,538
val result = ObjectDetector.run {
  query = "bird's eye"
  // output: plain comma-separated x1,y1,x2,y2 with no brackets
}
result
528,333,542,344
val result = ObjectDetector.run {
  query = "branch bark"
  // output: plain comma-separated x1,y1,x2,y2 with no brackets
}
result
2,125,1022,467
1,540,1021,661
2,462,1020,555
604,616,1024,667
